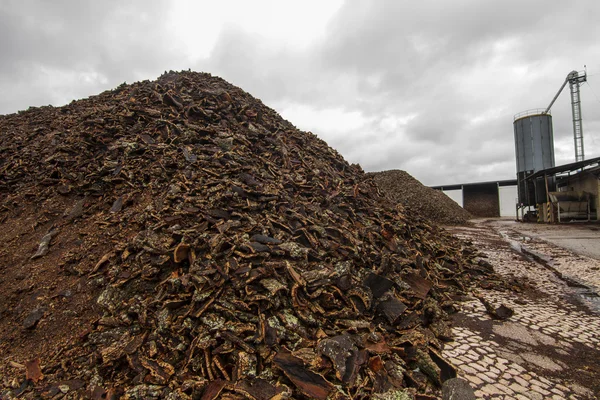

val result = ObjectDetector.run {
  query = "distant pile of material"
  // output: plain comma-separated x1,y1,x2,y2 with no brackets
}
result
0,71,498,399
370,170,472,226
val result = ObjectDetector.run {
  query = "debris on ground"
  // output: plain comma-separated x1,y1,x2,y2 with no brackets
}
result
474,293,514,320
21,308,46,330
369,170,472,226
0,71,502,399
441,377,476,400
30,229,57,260
24,358,43,384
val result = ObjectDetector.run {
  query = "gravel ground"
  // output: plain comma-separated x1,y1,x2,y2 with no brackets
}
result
443,220,600,399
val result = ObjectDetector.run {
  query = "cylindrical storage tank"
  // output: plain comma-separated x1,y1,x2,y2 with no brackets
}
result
514,111,555,173
513,111,556,206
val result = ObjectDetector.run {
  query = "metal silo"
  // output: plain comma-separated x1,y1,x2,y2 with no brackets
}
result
513,110,556,206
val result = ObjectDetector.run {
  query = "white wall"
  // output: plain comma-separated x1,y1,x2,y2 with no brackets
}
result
499,186,518,217
443,189,463,208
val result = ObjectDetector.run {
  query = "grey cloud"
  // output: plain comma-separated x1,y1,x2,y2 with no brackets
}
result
0,0,187,113
2,0,600,187
308,0,600,183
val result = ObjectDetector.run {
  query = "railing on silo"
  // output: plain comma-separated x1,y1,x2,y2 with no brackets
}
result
513,108,550,121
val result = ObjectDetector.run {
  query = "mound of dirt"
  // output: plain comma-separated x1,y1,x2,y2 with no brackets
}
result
369,170,472,226
0,71,499,399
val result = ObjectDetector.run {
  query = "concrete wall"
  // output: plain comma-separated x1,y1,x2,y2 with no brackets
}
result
443,189,463,207
499,186,518,217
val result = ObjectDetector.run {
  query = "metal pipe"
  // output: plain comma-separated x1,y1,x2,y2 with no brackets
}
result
543,77,569,114
544,173,550,204
544,70,587,161
497,182,500,217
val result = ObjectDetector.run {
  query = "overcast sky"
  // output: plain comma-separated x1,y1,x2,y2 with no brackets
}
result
2,0,600,186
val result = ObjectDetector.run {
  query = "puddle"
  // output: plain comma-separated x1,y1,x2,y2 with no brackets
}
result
500,231,524,253
576,289,600,312
499,230,600,313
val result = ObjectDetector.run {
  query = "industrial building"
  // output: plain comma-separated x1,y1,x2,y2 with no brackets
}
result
522,156,600,222
432,68,600,223
431,180,518,218
513,69,599,222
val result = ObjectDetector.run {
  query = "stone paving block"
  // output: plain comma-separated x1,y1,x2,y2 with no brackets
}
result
512,375,529,388
482,356,495,365
465,375,483,386
500,372,512,380
496,384,515,396
461,365,478,375
498,378,510,387
512,364,526,373
530,378,548,389
526,392,543,400
449,357,463,366
471,362,487,373
481,384,504,395
458,356,472,364
508,382,527,393
484,371,498,380
555,384,569,392
530,384,551,396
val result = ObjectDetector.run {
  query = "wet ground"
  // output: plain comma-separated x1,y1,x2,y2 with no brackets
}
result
493,219,600,262
442,219,600,399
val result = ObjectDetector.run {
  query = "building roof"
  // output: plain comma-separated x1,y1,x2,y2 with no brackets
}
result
430,179,517,191
524,155,600,181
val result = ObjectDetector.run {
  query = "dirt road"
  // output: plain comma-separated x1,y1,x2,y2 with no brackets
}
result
442,219,600,399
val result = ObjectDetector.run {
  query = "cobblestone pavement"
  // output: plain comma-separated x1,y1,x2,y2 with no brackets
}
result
490,219,600,263
443,221,600,399
491,219,600,292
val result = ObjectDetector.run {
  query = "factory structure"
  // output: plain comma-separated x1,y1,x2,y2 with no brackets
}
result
433,68,600,223
431,179,518,218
